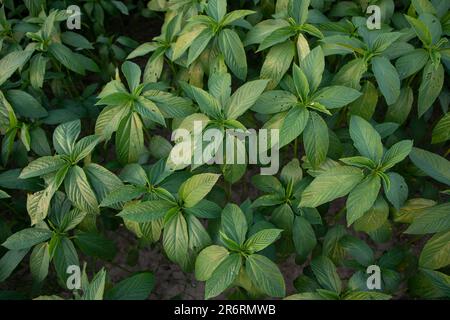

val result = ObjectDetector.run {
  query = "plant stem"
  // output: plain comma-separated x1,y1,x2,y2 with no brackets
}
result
293,138,298,158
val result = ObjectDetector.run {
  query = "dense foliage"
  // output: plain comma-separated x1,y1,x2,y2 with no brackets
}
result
0,0,449,300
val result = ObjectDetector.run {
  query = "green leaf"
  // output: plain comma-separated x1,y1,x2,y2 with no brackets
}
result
6,90,48,119
258,27,296,52
280,159,303,189
260,41,295,90
245,19,290,46
95,105,129,140
252,194,284,208
149,136,172,159
286,292,328,300
292,216,316,259
41,10,56,38
346,175,381,226
340,236,374,266
64,165,99,214
277,107,309,148
48,43,85,74
332,58,367,89
27,184,58,225
300,166,364,208
172,28,206,61
143,49,164,83
405,203,450,234
111,0,129,14
304,112,328,168
82,268,106,300
311,255,341,294
135,97,165,126
349,115,383,163
313,85,361,109
71,135,101,163
127,42,158,59
118,200,172,222
347,81,378,120
207,72,231,106
19,156,66,179
221,10,255,26
53,120,81,155
162,211,189,268
178,173,220,208
244,229,282,253
252,90,297,114
339,156,376,169
293,64,310,101
395,49,429,80
0,50,33,86
246,254,285,297
371,56,400,105
225,80,268,119
418,62,444,117
251,175,284,194
405,15,432,45
186,214,211,252
1,127,15,165
421,269,450,297
83,163,124,206
393,198,436,223
121,61,141,92
0,190,9,199
409,147,450,186
302,24,323,39
205,253,241,299
100,185,146,207
59,209,87,233
411,0,437,15
343,291,391,300
106,272,154,300
384,172,408,210
187,28,214,65
296,33,310,62
207,0,227,21
299,46,324,92
74,232,116,261
289,0,310,25
371,32,402,53
218,29,247,80
381,140,413,170
30,243,50,283
0,91,17,129
418,13,441,44
221,204,247,246
190,85,223,119
195,245,229,281
53,237,79,283
432,112,450,144
271,204,294,231
385,86,414,125
184,199,222,219
20,123,31,151
97,92,132,107
354,196,389,233
61,31,94,49
419,231,450,270
2,228,52,250
116,113,144,164
0,249,29,282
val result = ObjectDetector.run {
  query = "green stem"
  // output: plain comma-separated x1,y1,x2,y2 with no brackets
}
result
293,138,298,158
225,181,232,201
